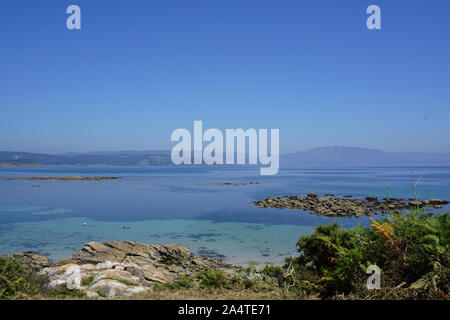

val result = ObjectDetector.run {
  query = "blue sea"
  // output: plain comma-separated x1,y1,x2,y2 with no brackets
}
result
0,165,449,265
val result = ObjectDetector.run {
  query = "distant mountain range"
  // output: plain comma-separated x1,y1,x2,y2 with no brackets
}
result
1,146,449,167
281,146,450,166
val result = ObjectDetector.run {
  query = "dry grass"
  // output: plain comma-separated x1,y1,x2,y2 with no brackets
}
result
118,288,293,300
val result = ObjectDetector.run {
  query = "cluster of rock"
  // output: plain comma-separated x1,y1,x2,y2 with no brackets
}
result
4,176,120,181
253,193,449,217
6,252,50,271
7,241,229,298
220,182,260,186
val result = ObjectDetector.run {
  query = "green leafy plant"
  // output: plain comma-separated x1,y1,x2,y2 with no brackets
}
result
0,257,41,299
197,269,230,289
260,265,284,286
101,277,140,287
96,290,107,298
81,275,95,286
244,263,258,276
292,210,449,298
117,279,139,286
44,284,87,299
156,275,194,291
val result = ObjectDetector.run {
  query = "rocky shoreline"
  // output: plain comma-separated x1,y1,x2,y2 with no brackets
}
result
253,193,449,217
4,176,120,181
4,241,234,298
3,228,448,300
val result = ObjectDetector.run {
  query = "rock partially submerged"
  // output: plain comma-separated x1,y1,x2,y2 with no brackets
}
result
220,181,260,186
9,241,230,298
253,194,449,217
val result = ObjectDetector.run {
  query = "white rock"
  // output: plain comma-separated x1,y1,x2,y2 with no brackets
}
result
40,261,150,297
89,279,146,297
43,264,82,289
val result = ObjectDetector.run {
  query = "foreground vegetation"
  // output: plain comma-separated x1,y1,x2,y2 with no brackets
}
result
290,210,449,299
1,210,448,300
0,257,86,299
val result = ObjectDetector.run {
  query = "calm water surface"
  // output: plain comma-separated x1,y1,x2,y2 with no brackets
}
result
0,165,449,265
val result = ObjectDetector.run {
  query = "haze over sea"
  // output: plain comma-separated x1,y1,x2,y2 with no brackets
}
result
1,165,449,265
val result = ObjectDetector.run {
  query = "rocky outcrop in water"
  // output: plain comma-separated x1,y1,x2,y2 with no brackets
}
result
4,176,119,181
253,194,449,217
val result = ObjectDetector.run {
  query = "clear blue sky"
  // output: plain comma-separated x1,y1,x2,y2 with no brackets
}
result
1,0,449,154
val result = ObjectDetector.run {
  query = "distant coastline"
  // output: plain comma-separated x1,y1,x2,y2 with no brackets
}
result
4,176,120,181
2,146,450,167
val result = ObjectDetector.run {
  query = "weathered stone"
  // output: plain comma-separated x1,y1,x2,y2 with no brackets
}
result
34,241,230,298
90,279,147,298
5,252,50,271
61,241,193,268
409,201,421,207
428,199,447,205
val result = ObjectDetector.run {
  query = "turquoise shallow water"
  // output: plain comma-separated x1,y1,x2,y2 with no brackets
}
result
0,165,449,265
0,217,314,265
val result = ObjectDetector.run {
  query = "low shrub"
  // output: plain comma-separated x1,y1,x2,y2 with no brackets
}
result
260,265,284,286
0,257,41,299
44,284,86,299
81,275,95,286
197,270,231,289
154,275,195,291
292,210,449,298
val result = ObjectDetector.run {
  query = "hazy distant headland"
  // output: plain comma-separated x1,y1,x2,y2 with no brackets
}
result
0,150,172,167
1,146,450,167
